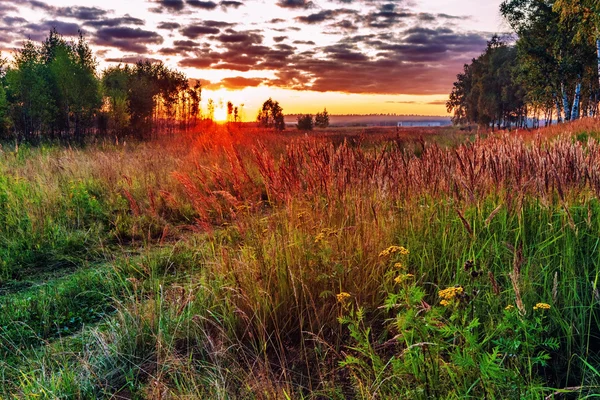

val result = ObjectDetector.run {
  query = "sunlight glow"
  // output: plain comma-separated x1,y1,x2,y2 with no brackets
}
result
214,106,228,122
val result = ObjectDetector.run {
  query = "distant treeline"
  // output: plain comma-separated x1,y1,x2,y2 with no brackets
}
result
448,0,600,129
0,29,202,142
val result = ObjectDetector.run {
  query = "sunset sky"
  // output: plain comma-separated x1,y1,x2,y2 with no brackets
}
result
0,0,506,118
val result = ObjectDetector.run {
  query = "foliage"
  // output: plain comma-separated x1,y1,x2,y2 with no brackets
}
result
0,29,199,142
315,108,330,128
257,97,285,131
449,2,600,127
296,114,314,130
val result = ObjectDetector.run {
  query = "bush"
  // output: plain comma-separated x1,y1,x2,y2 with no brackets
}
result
315,108,329,128
296,114,313,131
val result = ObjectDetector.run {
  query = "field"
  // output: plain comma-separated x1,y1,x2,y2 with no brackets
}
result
1,121,600,399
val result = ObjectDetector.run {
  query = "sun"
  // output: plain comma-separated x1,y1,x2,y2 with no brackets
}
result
214,106,228,122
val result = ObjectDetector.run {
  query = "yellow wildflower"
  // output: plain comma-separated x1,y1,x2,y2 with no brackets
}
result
394,273,414,284
336,292,351,304
533,302,551,311
440,300,451,307
379,246,409,257
394,262,405,270
438,286,464,300
505,305,514,311
314,232,326,244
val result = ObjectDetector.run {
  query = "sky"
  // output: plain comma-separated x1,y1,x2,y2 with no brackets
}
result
0,0,506,119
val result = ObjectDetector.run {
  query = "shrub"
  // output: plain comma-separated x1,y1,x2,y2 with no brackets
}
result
296,114,313,131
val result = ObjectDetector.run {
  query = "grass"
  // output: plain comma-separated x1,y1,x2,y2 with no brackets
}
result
1,123,600,398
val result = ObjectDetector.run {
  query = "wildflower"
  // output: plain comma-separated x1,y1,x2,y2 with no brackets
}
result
394,273,414,284
505,305,514,311
533,302,551,311
314,232,326,244
379,246,409,257
394,262,405,270
438,286,464,300
336,292,351,304
440,300,451,307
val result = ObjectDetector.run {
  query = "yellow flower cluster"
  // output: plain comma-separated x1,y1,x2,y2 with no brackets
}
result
379,246,409,257
394,262,405,270
533,302,551,311
314,232,326,244
440,300,451,307
505,305,515,311
336,292,351,304
394,273,415,284
314,228,336,244
438,286,464,300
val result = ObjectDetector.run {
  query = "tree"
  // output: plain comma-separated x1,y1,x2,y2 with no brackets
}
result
315,108,330,128
227,101,234,123
554,0,600,89
296,114,313,130
501,0,597,121
447,36,527,129
257,98,285,130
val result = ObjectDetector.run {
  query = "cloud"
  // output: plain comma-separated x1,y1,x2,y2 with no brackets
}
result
149,0,186,13
85,16,145,28
94,27,164,53
60,6,108,20
187,0,218,10
105,55,162,63
181,25,221,38
20,20,83,41
220,1,243,9
206,76,266,90
157,22,181,30
277,0,314,9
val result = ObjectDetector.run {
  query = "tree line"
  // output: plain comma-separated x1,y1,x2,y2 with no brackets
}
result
0,29,203,142
448,0,600,129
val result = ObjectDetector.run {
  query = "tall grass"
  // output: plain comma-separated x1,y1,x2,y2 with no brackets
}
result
2,122,600,398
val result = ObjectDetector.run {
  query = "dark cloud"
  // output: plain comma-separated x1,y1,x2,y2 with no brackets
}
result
3,16,27,26
214,31,263,44
85,16,145,28
149,0,186,13
177,24,488,94
296,9,357,24
293,40,316,45
61,6,108,20
273,36,287,43
157,22,181,30
220,1,243,9
330,20,358,31
105,56,162,63
181,25,221,38
187,0,218,9
277,0,314,9
94,27,164,53
204,20,235,27
21,20,83,41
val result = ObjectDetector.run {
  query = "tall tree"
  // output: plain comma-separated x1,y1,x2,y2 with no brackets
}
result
257,98,285,131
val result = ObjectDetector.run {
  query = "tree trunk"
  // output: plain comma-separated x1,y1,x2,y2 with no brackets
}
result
571,82,582,121
562,83,571,122
597,37,600,90
555,95,563,123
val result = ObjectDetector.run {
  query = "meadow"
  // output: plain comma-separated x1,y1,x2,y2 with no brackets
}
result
1,121,600,399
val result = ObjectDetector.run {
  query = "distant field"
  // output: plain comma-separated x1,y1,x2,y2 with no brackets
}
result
2,119,600,398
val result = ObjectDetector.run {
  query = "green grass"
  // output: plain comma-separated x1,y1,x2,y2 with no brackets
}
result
2,125,600,398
